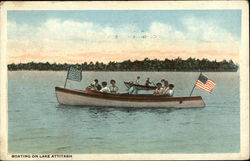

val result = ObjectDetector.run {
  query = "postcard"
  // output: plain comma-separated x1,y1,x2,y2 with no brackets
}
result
0,1,249,160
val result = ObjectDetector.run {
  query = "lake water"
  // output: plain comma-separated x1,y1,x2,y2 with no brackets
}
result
8,71,240,153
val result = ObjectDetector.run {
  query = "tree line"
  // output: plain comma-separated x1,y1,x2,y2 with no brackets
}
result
8,57,238,72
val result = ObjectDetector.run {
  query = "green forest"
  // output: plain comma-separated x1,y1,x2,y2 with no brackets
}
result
8,57,238,72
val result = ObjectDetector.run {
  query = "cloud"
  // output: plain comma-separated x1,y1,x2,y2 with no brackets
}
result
7,17,240,63
182,16,237,42
8,16,238,43
148,22,186,41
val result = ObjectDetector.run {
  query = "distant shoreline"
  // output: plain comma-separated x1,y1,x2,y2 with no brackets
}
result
7,70,238,72
7,57,239,72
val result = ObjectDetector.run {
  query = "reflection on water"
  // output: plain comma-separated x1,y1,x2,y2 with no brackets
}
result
8,71,240,153
56,104,175,113
56,104,205,117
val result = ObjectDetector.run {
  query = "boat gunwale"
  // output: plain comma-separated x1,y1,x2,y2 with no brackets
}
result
55,86,203,102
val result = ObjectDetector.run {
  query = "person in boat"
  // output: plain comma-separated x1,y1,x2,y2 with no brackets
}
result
165,84,174,97
100,81,110,93
145,77,152,86
109,80,118,94
88,79,102,91
161,79,166,88
153,82,164,95
162,80,169,94
86,84,96,91
135,76,140,85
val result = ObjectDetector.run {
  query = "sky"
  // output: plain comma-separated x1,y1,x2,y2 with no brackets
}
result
7,10,241,64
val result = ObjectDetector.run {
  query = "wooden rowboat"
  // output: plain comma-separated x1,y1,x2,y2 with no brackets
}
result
124,81,157,90
55,86,205,108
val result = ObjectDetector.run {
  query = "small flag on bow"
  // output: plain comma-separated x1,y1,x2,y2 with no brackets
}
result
195,73,216,93
67,66,82,82
64,66,82,88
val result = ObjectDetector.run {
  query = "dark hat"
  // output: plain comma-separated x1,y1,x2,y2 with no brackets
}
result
169,84,174,88
156,82,162,86
102,81,107,86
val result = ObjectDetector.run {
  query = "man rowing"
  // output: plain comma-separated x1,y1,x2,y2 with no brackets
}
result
145,77,152,86
135,76,140,85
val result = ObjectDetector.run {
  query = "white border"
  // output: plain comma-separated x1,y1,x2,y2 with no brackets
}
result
0,1,249,160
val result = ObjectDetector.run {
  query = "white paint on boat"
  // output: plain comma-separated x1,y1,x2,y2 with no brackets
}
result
55,87,205,108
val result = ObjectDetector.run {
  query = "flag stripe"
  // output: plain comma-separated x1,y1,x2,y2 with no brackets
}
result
207,80,216,85
196,82,212,92
196,86,211,93
206,81,215,85
204,83,215,88
194,74,216,94
196,81,215,90
196,85,214,91
196,84,212,92
197,85,211,92
195,79,216,93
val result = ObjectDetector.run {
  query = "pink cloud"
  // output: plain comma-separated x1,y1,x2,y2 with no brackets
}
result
8,49,239,64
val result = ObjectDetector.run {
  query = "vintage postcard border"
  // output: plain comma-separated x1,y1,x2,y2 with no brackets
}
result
0,1,249,160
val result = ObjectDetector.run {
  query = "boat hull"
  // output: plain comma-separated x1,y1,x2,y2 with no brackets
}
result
55,87,205,108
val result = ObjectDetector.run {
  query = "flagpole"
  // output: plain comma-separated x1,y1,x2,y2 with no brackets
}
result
189,72,202,96
189,84,196,96
64,67,70,88
64,78,68,88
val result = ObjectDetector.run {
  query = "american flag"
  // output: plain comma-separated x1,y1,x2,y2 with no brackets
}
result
195,74,216,93
67,66,82,82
